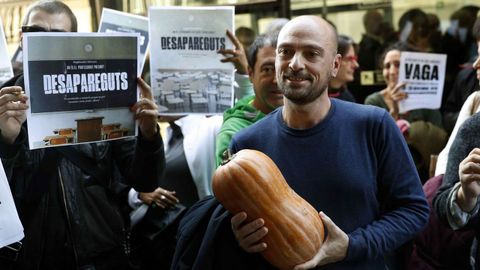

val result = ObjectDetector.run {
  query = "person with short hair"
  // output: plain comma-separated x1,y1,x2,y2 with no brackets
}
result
328,34,358,102
229,15,429,269
0,1,164,269
215,32,283,167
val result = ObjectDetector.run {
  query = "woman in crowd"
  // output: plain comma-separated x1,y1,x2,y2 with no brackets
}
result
365,42,447,181
328,34,358,102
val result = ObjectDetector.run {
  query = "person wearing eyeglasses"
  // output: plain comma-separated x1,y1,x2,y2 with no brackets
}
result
9,0,76,76
0,1,165,270
328,35,358,103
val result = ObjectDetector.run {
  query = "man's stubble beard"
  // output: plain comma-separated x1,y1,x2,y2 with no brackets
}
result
278,73,332,105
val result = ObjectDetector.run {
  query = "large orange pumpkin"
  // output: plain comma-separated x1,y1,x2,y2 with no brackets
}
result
212,149,324,269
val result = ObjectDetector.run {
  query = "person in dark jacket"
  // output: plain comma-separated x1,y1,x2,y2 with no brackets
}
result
0,1,165,269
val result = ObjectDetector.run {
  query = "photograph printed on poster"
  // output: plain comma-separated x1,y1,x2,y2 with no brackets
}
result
149,6,234,114
23,32,139,149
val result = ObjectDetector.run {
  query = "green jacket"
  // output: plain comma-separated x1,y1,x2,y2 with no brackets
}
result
215,95,265,166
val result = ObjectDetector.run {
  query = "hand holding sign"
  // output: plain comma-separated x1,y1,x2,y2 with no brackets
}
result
218,29,249,75
0,86,28,144
398,52,447,113
132,77,159,141
380,82,407,120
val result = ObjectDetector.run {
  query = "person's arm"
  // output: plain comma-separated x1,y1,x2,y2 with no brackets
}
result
434,116,480,230
217,29,254,100
114,78,165,192
344,111,429,262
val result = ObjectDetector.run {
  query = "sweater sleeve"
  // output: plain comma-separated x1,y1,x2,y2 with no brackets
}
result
345,111,429,261
433,113,480,229
436,91,478,176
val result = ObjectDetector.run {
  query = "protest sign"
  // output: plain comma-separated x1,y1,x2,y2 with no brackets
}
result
0,17,14,84
398,52,447,113
23,33,139,149
149,6,234,114
99,8,149,75
0,161,23,248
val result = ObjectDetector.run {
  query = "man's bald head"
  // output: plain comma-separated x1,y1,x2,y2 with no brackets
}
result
278,15,338,57
275,15,341,105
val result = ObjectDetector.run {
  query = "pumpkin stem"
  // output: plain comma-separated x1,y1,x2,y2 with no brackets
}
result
221,149,235,165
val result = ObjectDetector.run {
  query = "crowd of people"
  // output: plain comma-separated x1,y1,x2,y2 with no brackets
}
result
1,0,480,269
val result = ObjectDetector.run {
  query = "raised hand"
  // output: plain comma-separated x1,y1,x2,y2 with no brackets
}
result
380,82,407,120
217,29,249,75
0,86,28,144
457,148,480,212
131,77,159,140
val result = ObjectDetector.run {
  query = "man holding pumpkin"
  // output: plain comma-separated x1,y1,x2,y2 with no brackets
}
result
229,15,429,269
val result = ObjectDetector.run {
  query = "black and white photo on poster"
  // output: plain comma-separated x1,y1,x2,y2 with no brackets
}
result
149,6,235,114
23,32,139,150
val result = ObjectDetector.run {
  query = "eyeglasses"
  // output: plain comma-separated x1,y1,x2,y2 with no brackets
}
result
21,25,66,33
342,55,358,63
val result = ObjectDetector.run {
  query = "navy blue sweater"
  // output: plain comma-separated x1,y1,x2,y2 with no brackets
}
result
230,99,429,269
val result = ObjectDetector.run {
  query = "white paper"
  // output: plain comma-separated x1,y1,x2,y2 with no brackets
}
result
398,52,447,113
98,8,149,75
0,162,24,248
23,32,140,149
0,17,14,84
149,6,235,114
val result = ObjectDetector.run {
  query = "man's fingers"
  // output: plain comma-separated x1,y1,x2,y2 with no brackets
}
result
319,211,336,233
226,29,242,49
241,226,268,248
244,242,267,253
236,218,264,239
231,212,247,231
220,57,237,63
137,77,153,100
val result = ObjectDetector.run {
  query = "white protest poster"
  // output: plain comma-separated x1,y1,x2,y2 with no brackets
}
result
0,17,14,84
23,32,140,149
98,8,149,75
0,161,24,248
149,6,234,114
398,52,447,113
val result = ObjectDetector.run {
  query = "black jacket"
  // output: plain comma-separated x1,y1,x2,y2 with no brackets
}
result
0,75,165,270
171,196,275,270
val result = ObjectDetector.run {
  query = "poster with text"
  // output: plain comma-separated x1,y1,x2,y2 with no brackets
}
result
0,161,24,248
99,8,149,75
398,52,447,113
149,6,234,114
0,17,14,84
23,33,139,149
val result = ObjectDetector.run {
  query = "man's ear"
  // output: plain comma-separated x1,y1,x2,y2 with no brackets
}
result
331,53,341,78
248,66,254,81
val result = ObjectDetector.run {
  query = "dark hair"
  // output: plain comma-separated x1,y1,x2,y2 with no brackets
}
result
235,26,255,48
474,16,480,41
22,0,77,32
247,32,278,71
378,41,409,69
337,35,354,57
398,8,428,31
